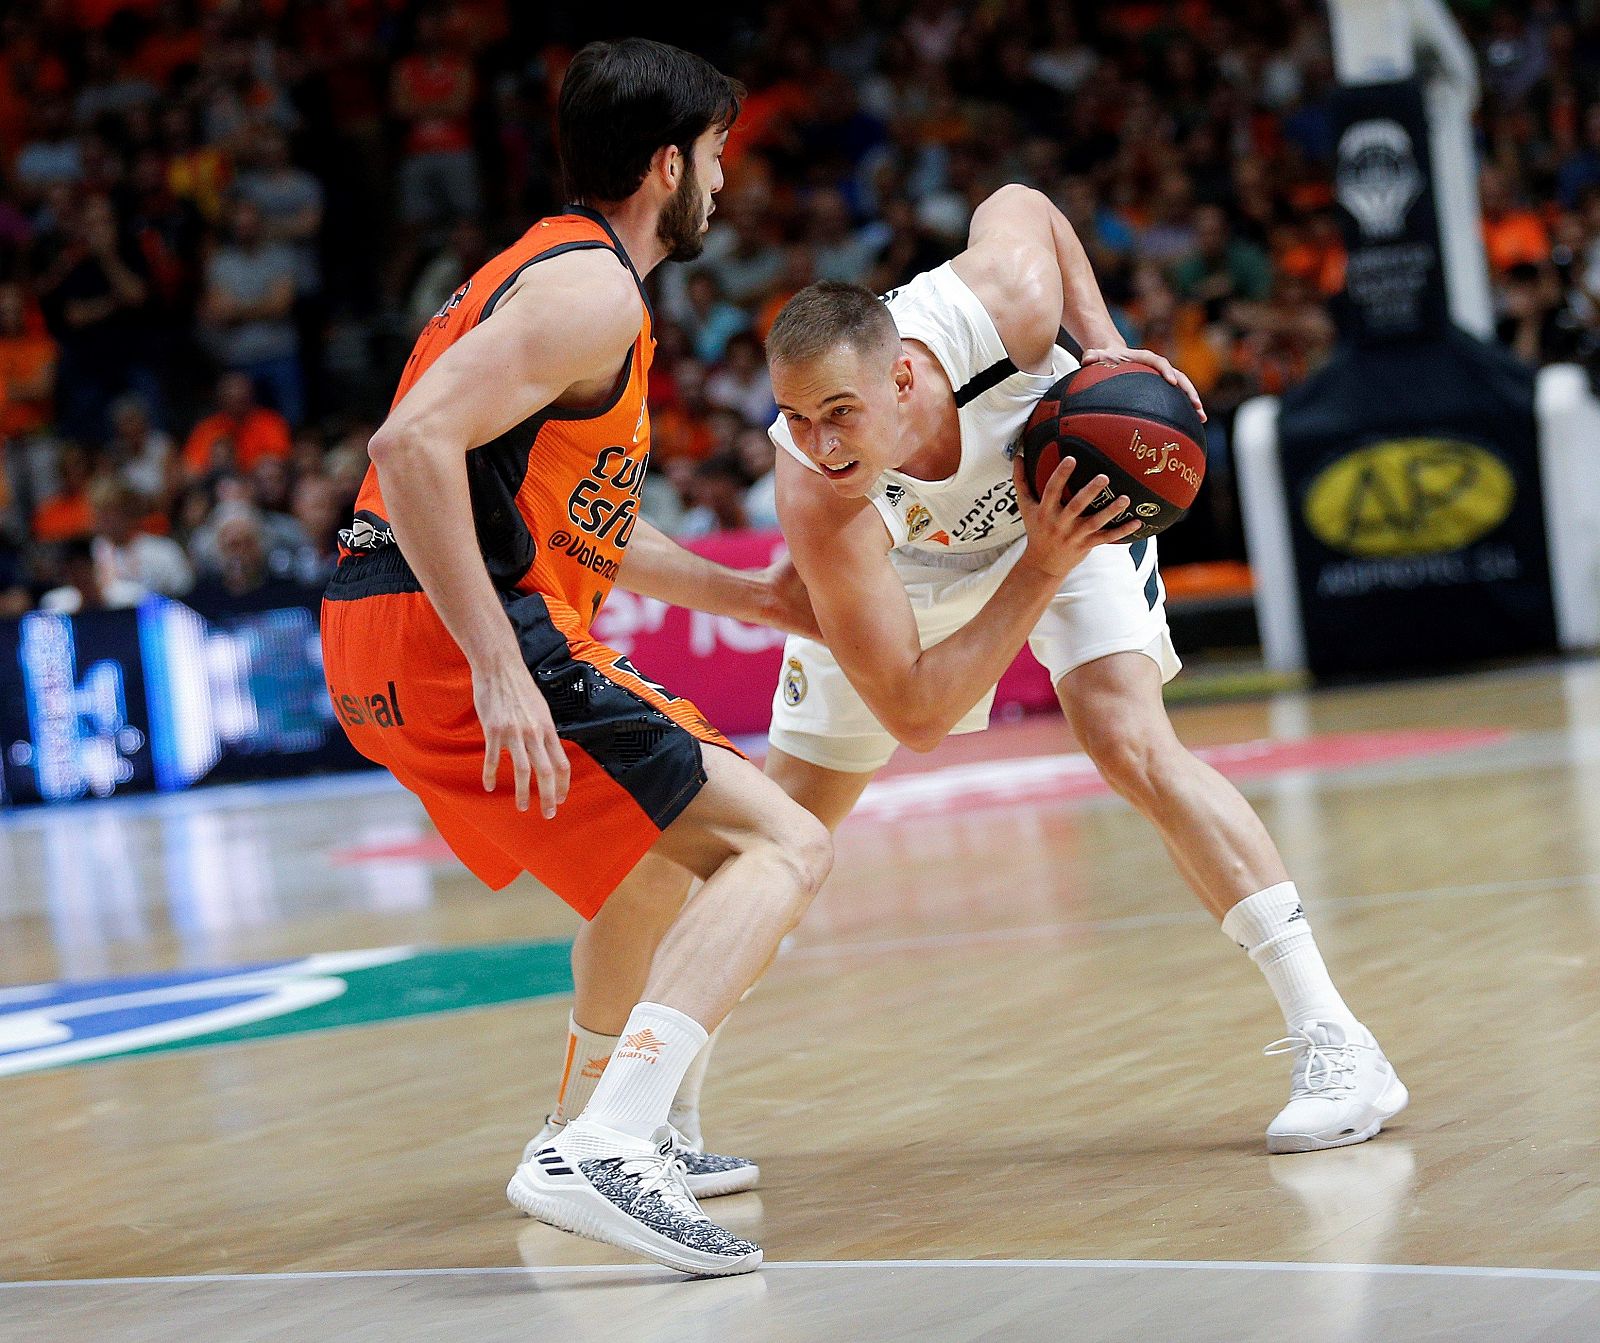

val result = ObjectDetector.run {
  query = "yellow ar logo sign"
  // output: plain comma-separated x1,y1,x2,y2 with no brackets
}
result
1303,438,1515,557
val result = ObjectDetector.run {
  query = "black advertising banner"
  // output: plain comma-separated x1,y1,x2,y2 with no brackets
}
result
1331,80,1450,344
1276,329,1557,675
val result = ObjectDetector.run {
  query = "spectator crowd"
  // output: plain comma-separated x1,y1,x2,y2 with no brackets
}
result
1,0,1598,615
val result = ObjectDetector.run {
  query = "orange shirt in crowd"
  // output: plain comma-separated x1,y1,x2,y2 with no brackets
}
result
1108,0,1213,36
755,287,805,342
648,403,716,464
721,80,811,172
34,490,91,543
450,0,510,52
1278,240,1347,296
1167,307,1224,397
1132,302,1225,398
1483,211,1551,272
0,329,58,437
182,407,293,476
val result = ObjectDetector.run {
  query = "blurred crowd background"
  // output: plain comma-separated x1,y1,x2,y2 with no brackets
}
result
0,0,1593,617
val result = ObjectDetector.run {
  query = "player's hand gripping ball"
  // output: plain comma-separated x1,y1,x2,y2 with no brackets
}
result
1020,364,1207,541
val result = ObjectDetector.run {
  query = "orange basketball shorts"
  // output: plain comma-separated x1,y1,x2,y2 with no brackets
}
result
320,547,738,918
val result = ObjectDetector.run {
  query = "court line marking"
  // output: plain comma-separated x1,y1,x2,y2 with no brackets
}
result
4,1259,1600,1288
786,871,1600,959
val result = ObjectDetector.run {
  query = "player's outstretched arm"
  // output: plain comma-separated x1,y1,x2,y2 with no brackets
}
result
956,184,1205,420
366,250,639,817
617,519,821,639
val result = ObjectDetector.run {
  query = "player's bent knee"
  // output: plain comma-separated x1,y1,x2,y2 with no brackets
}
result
748,810,832,934
768,803,833,900
1099,735,1197,813
1080,722,1164,803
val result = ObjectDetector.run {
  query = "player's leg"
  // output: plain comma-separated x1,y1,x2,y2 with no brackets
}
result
328,580,820,1272
529,852,689,1137
663,617,981,1148
764,742,881,829
523,851,762,1199
632,743,832,1022
571,851,694,1036
510,744,831,1273
663,741,881,1144
1057,651,1288,918
1056,650,1407,1152
535,705,883,1192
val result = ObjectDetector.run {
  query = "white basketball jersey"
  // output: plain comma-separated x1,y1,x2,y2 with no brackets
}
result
769,262,1078,555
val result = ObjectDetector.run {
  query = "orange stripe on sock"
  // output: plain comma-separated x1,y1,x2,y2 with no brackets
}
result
555,1031,578,1108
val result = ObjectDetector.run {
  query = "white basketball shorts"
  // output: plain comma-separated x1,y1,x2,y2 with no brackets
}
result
768,536,1181,773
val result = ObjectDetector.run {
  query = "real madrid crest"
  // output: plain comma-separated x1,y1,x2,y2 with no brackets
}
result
905,503,933,541
782,657,808,706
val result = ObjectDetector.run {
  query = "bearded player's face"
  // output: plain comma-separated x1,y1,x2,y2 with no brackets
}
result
658,127,726,262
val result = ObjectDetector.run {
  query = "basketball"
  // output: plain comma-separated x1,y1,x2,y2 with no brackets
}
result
1020,364,1208,541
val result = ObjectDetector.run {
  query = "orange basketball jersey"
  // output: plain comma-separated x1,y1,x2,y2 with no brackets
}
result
344,206,654,629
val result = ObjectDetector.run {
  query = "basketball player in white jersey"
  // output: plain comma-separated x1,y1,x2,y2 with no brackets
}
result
522,183,1404,1177
754,183,1407,1153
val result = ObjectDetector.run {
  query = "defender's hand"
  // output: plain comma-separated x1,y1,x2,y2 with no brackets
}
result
1014,454,1142,580
1080,345,1207,423
473,658,570,818
758,553,822,640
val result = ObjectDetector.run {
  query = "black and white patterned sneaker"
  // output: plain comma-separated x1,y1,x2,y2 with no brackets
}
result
507,1122,762,1276
519,1117,759,1198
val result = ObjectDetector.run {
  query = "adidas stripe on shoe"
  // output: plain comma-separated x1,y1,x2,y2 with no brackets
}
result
520,1116,759,1198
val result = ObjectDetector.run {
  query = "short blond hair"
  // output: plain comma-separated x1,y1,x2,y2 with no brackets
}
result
765,281,898,369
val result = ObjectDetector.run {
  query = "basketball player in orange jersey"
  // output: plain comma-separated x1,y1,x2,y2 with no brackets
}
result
321,39,834,1276
751,184,1406,1153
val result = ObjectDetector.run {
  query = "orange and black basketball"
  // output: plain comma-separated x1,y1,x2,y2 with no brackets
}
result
1020,364,1207,541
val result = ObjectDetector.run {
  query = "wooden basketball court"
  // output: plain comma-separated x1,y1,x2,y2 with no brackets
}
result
5,660,1600,1340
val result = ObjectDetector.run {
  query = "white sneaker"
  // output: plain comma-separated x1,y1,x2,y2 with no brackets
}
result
1264,1020,1409,1154
506,1120,762,1276
520,1116,759,1198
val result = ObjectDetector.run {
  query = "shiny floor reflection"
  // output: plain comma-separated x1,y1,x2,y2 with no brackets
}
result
2,659,1599,1341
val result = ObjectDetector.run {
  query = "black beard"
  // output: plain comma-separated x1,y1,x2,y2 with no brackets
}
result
658,160,706,262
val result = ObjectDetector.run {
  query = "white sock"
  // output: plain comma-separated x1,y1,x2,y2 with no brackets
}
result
551,1014,620,1126
576,1002,709,1143
668,1021,725,1145
1220,883,1357,1031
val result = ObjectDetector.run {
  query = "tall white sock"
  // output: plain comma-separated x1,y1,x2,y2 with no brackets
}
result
1220,882,1356,1030
551,1014,620,1125
668,1021,725,1146
577,1002,709,1143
